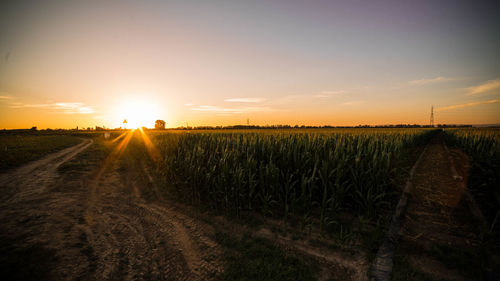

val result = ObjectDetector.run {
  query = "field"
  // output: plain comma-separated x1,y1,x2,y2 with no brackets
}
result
444,128,500,233
0,127,498,280
150,129,434,229
0,133,82,170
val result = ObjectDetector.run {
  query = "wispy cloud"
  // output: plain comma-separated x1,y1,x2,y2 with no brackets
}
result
191,105,274,114
9,103,50,108
0,95,13,100
409,76,453,86
436,99,500,112
55,103,95,114
466,78,500,96
313,90,346,99
342,100,366,105
9,102,95,114
224,98,266,103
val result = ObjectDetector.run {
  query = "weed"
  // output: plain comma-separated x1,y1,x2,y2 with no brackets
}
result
214,232,318,281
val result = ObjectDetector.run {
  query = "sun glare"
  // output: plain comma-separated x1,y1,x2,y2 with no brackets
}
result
114,99,159,129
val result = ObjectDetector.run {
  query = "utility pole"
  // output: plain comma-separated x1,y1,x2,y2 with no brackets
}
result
430,105,434,127
247,118,250,126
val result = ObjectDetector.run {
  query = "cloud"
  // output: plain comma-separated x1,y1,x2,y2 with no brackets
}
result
224,98,266,103
466,78,500,96
9,101,95,114
313,94,329,98
191,105,274,114
313,90,346,99
436,99,500,112
409,76,453,85
9,103,51,108
342,100,366,105
54,103,95,114
0,95,13,100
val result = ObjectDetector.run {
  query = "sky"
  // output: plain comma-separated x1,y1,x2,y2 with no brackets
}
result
1,0,499,129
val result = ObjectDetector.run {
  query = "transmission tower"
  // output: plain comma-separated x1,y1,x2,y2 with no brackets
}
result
430,105,434,127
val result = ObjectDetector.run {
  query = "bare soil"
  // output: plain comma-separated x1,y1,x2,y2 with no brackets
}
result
398,133,485,280
0,139,223,281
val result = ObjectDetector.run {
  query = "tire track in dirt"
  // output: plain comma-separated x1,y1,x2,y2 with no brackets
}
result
370,132,487,281
398,133,482,280
256,228,368,281
72,149,223,280
402,135,480,247
138,203,224,278
0,138,93,203
0,139,94,280
0,138,223,280
78,165,189,280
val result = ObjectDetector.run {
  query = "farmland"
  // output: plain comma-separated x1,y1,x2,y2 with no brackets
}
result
151,129,435,229
0,127,498,280
444,128,500,234
0,133,81,170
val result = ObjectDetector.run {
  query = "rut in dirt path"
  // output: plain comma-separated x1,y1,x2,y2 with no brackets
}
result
0,138,223,281
79,161,224,281
77,149,224,281
402,134,479,246
0,138,93,203
399,133,482,280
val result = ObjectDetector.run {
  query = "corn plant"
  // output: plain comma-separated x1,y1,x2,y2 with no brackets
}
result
444,128,500,234
152,128,436,233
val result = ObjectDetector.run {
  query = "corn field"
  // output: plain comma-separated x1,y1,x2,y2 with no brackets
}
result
444,128,500,160
147,129,435,231
444,128,500,233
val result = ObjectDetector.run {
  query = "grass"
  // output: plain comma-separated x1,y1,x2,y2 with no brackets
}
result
391,240,488,281
0,134,82,170
392,255,436,281
391,241,440,281
443,128,500,234
214,232,318,281
57,139,112,173
428,243,486,280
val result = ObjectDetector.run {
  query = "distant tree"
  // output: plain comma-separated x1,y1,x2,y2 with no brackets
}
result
155,120,166,129
30,126,37,131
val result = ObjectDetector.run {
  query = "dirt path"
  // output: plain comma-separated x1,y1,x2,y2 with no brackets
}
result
0,140,222,281
399,133,483,280
0,138,93,202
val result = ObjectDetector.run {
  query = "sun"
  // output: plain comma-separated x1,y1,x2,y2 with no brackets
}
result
114,99,159,129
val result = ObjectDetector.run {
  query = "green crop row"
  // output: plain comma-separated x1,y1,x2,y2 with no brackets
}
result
444,128,500,233
148,129,435,233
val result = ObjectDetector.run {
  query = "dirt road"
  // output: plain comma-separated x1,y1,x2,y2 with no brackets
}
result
0,139,222,281
399,133,484,280
0,138,93,203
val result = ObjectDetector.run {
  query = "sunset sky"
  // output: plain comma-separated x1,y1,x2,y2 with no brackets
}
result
1,0,499,129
